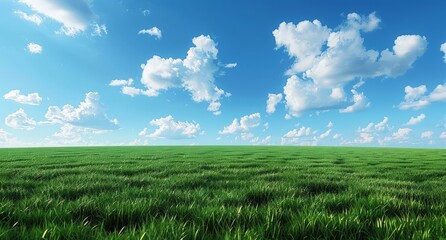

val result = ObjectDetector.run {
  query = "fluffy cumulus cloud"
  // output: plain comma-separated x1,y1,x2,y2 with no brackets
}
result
319,129,332,139
51,124,83,144
218,113,271,144
27,43,42,54
361,117,389,132
441,42,446,63
45,92,119,130
399,85,429,110
383,128,412,143
110,35,231,115
3,90,42,105
339,90,370,113
5,108,36,130
14,10,43,25
283,126,312,138
18,0,104,36
109,78,133,87
348,117,389,144
283,76,345,117
281,125,332,145
440,132,446,139
138,27,162,39
45,123,111,146
273,12,427,117
266,93,283,114
421,131,433,139
430,84,446,101
139,115,200,139
281,126,312,145
406,113,426,125
219,113,261,134
357,132,374,144
399,84,446,110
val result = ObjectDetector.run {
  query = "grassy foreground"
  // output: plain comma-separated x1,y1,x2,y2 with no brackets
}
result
0,146,445,239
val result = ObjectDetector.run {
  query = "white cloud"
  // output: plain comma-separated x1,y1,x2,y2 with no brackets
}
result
109,78,133,86
281,126,319,146
111,35,230,114
27,43,42,54
48,123,109,146
281,123,333,145
109,79,149,97
349,117,389,144
53,124,79,139
92,23,107,37
220,120,240,134
219,113,261,134
0,129,24,147
142,10,150,16
358,132,374,144
284,126,311,138
440,132,446,139
139,115,200,139
283,75,345,117
266,93,283,114
45,92,119,130
273,19,331,74
339,90,370,113
319,129,331,139
5,108,36,130
406,113,425,125
121,86,144,97
360,117,389,133
430,84,446,102
3,90,42,105
140,56,183,95
333,133,342,139
14,10,43,25
398,85,429,110
207,102,222,116
394,128,412,139
138,27,162,39
260,135,272,145
138,128,148,137
247,135,272,145
0,129,13,143
273,12,427,117
241,132,255,140
399,84,446,110
421,131,433,139
441,42,446,63
360,123,374,133
240,113,262,131
383,128,412,142
18,0,102,36
327,121,333,128
224,63,237,68
374,117,389,131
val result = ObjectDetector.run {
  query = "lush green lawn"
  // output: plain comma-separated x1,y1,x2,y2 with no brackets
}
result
0,146,445,239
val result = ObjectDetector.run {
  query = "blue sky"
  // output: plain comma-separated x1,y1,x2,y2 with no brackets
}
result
1,0,446,147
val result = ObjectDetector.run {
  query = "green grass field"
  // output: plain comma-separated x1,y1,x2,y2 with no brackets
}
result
0,146,445,239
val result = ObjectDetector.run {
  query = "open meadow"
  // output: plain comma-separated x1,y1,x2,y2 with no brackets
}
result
0,146,445,239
